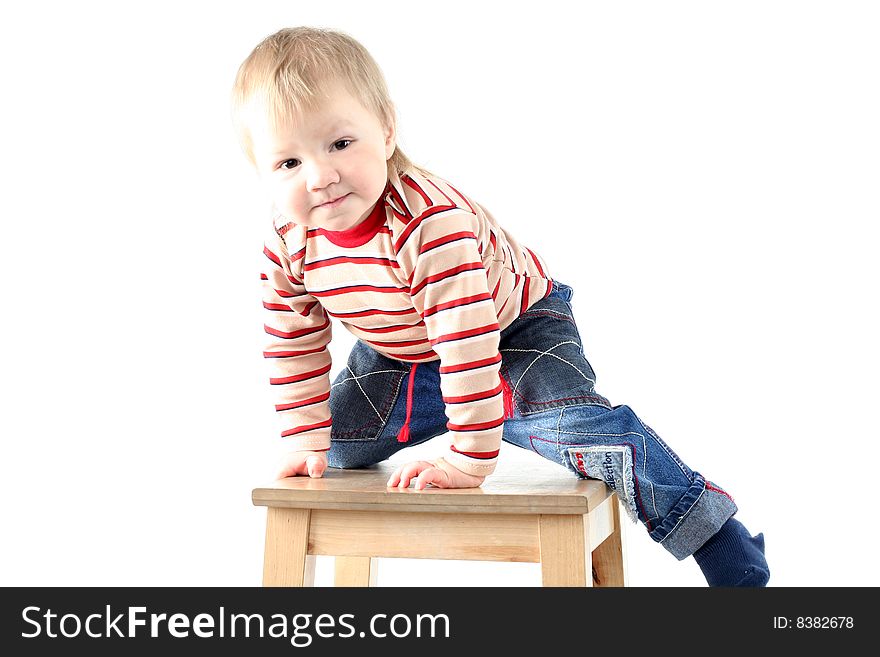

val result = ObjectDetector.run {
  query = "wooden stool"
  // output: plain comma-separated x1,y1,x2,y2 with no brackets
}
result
252,461,627,587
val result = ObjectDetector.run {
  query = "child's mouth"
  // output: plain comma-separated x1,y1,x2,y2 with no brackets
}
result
318,194,349,209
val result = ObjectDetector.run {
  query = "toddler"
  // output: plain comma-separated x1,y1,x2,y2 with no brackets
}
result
232,27,769,586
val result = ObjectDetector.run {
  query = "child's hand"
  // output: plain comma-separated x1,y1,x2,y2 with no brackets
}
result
274,450,328,480
386,457,485,490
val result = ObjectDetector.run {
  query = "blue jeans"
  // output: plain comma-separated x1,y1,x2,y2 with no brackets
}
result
326,281,738,559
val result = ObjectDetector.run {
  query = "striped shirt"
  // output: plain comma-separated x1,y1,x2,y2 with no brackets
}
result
261,168,552,476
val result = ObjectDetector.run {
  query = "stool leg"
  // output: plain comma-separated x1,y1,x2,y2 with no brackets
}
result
539,514,591,587
263,507,316,587
591,499,628,587
334,557,379,587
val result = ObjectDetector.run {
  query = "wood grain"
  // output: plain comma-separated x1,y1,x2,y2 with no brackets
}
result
334,556,378,586
262,508,315,586
309,510,540,562
253,462,611,515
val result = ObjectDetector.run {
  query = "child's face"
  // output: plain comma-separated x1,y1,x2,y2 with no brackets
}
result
250,83,395,231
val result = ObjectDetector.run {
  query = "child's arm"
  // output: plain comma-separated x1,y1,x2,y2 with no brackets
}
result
262,222,334,465
393,201,505,486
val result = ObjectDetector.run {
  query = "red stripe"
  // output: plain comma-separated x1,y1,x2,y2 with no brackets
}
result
411,262,484,296
447,417,505,432
431,322,500,347
320,226,392,240
354,322,424,334
445,182,477,214
365,337,430,349
290,247,306,262
281,418,332,437
521,275,530,315
270,362,332,385
263,302,293,312
439,353,501,374
393,212,423,249
275,391,331,411
443,382,503,404
497,288,512,317
424,178,455,205
706,482,735,502
420,230,476,254
328,307,418,319
389,206,410,223
526,247,546,277
402,174,433,206
311,284,408,297
263,346,327,359
392,204,458,252
389,350,438,362
264,318,330,340
422,292,493,318
388,185,412,221
491,276,502,301
450,445,500,460
304,256,400,271
263,245,281,267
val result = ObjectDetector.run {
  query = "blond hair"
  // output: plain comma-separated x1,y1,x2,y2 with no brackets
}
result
231,27,426,178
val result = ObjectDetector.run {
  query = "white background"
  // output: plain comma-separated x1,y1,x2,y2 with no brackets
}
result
1,0,877,587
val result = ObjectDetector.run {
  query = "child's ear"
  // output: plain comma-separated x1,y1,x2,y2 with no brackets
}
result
383,111,397,160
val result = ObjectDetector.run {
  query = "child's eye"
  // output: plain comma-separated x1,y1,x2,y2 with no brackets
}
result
280,158,300,170
333,139,352,150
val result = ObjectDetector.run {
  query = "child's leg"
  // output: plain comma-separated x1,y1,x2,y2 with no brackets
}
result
502,401,767,584
326,340,447,468
498,281,769,585
503,401,737,557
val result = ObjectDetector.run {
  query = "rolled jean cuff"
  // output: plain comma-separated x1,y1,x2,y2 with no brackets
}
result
649,472,738,560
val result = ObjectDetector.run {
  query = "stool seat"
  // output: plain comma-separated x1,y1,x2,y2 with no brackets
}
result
253,461,627,587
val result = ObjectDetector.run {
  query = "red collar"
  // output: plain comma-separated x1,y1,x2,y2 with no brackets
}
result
317,184,389,248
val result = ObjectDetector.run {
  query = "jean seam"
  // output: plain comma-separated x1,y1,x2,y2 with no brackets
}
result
501,341,596,396
518,309,576,325
518,399,613,416
331,369,407,441
634,414,691,479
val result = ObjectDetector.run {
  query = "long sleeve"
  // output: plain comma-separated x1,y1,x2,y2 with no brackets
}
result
261,223,333,452
395,208,504,477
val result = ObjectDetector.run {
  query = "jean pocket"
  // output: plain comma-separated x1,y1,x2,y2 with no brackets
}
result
499,293,611,415
329,340,410,441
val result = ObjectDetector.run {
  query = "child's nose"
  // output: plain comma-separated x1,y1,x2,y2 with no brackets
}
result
306,160,341,192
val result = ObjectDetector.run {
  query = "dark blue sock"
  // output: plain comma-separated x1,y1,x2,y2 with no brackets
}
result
693,517,770,587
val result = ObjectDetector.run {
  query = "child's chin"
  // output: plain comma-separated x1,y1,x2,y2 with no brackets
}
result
333,216,365,231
